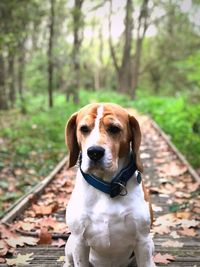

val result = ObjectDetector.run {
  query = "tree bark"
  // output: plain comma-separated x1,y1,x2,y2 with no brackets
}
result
108,0,149,98
0,53,8,110
8,49,16,108
47,0,55,108
69,0,84,103
17,40,26,114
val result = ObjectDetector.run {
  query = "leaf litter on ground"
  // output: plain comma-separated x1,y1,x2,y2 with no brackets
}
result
0,112,199,265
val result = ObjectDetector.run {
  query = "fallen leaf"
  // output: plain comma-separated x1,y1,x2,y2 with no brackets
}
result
0,240,9,256
0,257,5,263
32,203,58,216
38,227,52,244
154,213,177,225
176,211,192,219
178,219,199,228
38,217,67,233
0,224,15,239
14,221,35,231
174,191,191,198
6,253,34,266
5,234,39,248
186,182,200,193
153,225,170,235
57,255,65,262
152,204,163,212
170,231,180,239
140,152,151,159
158,162,187,177
154,253,175,264
179,227,198,237
161,240,184,248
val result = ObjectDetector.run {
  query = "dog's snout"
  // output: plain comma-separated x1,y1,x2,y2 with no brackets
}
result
87,146,105,161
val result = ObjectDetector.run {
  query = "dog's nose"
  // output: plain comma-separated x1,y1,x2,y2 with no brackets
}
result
87,146,105,161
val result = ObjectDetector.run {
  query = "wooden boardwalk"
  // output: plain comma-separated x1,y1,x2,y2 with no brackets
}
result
0,112,199,267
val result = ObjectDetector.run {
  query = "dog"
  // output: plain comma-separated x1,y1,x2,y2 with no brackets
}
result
64,103,154,267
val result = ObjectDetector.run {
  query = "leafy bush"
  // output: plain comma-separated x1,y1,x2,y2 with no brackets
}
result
133,94,200,168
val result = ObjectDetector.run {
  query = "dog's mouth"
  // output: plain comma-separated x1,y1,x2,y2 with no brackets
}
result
80,154,118,181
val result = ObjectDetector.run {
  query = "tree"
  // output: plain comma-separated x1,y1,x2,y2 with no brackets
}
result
109,0,150,99
67,0,84,103
48,0,55,108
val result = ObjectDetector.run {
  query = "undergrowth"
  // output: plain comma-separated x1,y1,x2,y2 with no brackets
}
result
0,89,199,214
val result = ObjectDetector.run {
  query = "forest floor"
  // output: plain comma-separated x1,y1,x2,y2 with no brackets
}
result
0,110,199,266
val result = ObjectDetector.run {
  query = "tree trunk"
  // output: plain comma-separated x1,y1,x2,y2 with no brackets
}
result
8,49,16,108
17,42,26,114
109,0,149,98
70,0,84,103
109,0,133,95
0,53,8,110
131,38,142,99
47,0,55,108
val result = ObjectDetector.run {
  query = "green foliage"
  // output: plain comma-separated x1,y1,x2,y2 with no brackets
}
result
0,89,200,215
134,93,200,167
25,51,48,94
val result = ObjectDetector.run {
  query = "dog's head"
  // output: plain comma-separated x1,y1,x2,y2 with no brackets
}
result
65,103,143,179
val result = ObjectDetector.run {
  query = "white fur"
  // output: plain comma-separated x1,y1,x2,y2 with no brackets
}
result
81,105,104,173
81,105,116,180
64,105,155,267
64,171,154,267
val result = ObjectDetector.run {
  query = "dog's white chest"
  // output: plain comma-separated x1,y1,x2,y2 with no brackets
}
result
84,208,137,252
67,174,151,252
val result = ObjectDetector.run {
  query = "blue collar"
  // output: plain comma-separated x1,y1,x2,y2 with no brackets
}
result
79,153,142,198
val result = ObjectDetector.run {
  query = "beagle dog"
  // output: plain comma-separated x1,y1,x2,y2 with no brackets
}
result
64,103,154,267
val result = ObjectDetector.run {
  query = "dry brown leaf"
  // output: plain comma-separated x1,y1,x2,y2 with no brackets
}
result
174,191,191,198
153,225,170,235
0,257,5,263
154,253,175,264
32,203,58,216
170,231,180,239
38,227,52,245
6,253,34,266
5,234,39,248
161,240,184,248
0,224,15,239
38,217,67,233
57,255,65,262
14,221,35,231
179,227,198,237
158,162,187,177
186,182,200,193
0,240,9,256
154,213,177,225
176,211,192,219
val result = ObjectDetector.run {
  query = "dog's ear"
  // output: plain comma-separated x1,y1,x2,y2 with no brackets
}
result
128,115,143,172
65,112,80,168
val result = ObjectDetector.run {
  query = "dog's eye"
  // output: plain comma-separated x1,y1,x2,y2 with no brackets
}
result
80,125,90,134
107,125,121,134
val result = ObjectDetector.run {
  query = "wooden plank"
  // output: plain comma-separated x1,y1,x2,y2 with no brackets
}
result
150,118,200,182
0,157,68,223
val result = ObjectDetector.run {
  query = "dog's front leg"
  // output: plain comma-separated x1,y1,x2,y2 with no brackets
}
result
64,234,90,267
134,236,155,267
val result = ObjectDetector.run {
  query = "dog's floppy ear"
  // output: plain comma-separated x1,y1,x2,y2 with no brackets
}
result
128,115,143,172
65,112,80,168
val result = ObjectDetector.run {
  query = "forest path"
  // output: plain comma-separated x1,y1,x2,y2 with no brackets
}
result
0,110,199,267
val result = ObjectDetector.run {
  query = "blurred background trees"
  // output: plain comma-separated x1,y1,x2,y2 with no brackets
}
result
0,0,199,110
0,0,200,212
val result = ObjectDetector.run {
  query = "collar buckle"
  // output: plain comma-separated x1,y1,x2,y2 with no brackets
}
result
110,180,128,198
